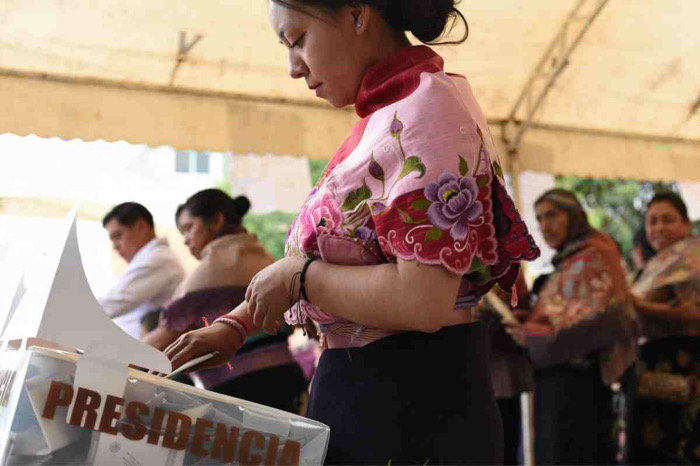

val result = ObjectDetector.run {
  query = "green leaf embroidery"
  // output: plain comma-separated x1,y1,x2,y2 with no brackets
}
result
396,206,428,225
425,227,444,242
477,176,489,188
410,198,431,211
397,206,414,224
493,161,505,180
342,181,372,212
467,257,492,285
458,154,469,177
399,156,427,180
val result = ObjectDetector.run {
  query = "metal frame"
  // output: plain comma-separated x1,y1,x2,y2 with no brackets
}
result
501,0,609,211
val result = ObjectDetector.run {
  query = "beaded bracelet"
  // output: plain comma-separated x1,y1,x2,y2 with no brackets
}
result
213,316,248,343
299,257,316,303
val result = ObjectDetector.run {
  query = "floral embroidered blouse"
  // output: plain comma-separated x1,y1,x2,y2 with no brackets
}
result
284,46,540,347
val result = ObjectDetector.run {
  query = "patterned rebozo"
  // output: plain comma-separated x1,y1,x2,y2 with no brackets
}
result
283,46,540,346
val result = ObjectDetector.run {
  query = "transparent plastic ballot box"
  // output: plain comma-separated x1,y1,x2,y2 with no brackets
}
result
0,347,329,465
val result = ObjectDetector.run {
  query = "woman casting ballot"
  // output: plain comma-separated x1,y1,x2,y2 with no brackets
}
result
165,0,540,463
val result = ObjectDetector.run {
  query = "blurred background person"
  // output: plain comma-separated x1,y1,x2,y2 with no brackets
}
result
142,189,308,413
631,225,656,282
629,192,700,464
506,188,638,465
474,272,533,465
99,202,185,339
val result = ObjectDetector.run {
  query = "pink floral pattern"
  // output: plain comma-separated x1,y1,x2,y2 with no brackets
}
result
283,48,540,343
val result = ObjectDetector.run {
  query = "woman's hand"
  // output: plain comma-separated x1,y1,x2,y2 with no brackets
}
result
164,323,245,373
246,256,306,335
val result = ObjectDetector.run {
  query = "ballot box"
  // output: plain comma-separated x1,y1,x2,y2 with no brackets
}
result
0,207,329,465
0,347,328,465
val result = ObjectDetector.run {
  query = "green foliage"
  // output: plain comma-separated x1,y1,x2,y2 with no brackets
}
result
308,159,328,186
554,176,678,266
243,211,297,260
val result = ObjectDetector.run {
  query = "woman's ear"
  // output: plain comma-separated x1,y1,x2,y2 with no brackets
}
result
210,211,227,234
349,3,370,35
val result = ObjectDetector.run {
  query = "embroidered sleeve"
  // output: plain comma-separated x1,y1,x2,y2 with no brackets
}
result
355,113,539,300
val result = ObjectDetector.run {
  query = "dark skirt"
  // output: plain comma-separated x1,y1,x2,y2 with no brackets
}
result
534,363,615,465
305,322,503,465
628,335,700,465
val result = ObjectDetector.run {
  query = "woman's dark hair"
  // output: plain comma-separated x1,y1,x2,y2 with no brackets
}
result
178,189,251,227
633,226,655,262
646,191,689,221
271,0,469,45
535,188,592,245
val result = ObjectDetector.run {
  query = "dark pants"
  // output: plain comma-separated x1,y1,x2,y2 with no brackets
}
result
534,364,615,465
306,322,504,465
498,397,522,465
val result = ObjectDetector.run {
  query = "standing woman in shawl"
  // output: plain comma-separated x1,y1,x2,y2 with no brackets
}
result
505,188,638,465
163,1,541,463
629,192,700,464
142,189,308,413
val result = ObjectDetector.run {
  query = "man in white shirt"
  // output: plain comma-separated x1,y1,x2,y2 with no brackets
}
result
100,202,185,338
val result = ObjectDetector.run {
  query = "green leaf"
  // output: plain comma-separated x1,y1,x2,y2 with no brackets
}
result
477,176,489,188
458,155,469,177
410,198,431,211
399,156,426,180
396,206,428,225
342,182,372,212
397,206,414,224
493,161,504,180
425,227,444,242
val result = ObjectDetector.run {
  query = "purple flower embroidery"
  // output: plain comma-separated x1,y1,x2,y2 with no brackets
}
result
425,171,483,241
369,153,384,181
370,201,387,215
390,112,404,138
355,226,377,241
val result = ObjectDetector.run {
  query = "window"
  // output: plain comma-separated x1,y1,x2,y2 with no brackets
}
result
175,151,210,174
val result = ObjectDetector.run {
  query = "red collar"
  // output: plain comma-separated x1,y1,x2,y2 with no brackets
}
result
354,45,444,118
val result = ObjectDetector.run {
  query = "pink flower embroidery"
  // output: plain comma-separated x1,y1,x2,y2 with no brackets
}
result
299,191,343,252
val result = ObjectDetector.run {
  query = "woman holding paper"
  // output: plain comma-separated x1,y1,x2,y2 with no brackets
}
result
164,1,541,463
505,188,638,465
628,192,699,464
142,189,308,413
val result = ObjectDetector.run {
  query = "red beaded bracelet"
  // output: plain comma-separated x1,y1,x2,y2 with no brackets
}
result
213,316,248,343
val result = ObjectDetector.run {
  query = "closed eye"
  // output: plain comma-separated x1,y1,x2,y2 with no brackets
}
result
290,33,305,48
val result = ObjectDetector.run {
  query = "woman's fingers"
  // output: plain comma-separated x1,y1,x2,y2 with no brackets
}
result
252,302,266,329
164,335,189,361
245,276,256,303
262,314,279,335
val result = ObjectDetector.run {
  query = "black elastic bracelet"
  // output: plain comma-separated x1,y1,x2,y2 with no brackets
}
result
299,257,317,303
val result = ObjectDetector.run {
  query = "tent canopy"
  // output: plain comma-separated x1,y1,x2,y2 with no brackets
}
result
1,0,699,181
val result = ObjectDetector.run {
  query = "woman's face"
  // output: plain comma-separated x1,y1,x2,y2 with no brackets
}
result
535,200,570,251
268,1,371,108
645,200,691,253
177,209,219,260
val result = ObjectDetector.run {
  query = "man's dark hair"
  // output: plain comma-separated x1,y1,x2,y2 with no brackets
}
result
102,202,155,229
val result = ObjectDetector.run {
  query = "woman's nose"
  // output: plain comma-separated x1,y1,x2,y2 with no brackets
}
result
288,53,308,80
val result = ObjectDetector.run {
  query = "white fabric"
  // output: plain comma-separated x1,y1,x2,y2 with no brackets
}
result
99,238,185,338
1,0,698,181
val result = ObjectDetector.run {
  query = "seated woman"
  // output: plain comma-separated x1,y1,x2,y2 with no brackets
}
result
142,189,308,413
629,191,699,464
506,188,638,465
